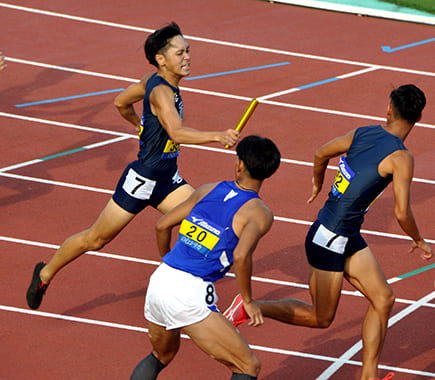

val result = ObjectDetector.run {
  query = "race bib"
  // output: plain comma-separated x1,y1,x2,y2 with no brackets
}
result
312,224,348,254
122,168,156,200
331,156,355,199
161,138,180,159
179,215,223,256
204,282,218,311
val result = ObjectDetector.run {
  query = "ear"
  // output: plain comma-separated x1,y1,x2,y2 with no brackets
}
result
155,53,165,67
386,103,393,116
235,158,244,174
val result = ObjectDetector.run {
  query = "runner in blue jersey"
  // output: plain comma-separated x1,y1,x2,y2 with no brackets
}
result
224,85,433,380
130,136,281,380
26,22,239,310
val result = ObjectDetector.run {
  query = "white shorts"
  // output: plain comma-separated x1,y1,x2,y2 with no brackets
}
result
145,263,218,330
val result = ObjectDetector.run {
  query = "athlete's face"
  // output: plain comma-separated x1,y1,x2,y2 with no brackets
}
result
160,35,191,77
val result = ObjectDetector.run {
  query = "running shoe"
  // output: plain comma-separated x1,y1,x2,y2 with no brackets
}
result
223,294,249,327
26,262,48,310
375,372,395,380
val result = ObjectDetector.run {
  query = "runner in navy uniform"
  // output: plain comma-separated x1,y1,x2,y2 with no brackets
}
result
224,85,433,380
26,22,239,310
130,136,281,380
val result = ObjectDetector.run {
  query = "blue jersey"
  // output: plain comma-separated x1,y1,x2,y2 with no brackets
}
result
163,181,260,282
138,73,184,170
318,125,406,236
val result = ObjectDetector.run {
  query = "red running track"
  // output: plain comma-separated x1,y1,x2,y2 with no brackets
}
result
1,1,434,379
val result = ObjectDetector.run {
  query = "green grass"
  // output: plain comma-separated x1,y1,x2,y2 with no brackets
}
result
381,0,435,14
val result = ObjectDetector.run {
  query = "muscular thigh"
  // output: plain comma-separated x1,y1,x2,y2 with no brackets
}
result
344,247,392,301
183,311,255,369
88,198,136,242
157,183,194,214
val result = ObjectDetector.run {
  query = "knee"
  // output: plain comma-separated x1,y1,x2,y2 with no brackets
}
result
80,230,111,251
240,352,261,377
315,314,335,329
310,307,336,328
374,289,395,313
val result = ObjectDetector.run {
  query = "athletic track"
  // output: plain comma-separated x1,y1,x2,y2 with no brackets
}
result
0,1,434,379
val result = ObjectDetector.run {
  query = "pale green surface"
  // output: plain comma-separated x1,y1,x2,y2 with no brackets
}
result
312,0,434,16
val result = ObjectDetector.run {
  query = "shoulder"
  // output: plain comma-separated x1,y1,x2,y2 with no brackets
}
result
391,149,414,168
316,128,357,157
387,148,413,165
241,198,274,228
380,149,413,177
149,78,175,100
193,182,219,202
136,72,155,89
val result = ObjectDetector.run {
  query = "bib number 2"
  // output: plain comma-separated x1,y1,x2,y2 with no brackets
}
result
331,156,355,199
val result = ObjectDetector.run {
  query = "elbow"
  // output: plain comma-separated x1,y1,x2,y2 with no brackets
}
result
113,93,128,110
168,131,182,145
313,150,329,166
155,219,165,234
113,98,123,110
394,208,411,224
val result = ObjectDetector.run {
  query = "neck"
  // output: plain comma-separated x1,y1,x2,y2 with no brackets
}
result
383,120,413,142
235,180,258,194
158,70,181,88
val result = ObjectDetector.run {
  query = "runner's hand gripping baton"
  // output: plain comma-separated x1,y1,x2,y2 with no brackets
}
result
225,98,259,148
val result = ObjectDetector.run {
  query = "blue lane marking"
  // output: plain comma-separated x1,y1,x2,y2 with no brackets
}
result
382,37,435,52
184,62,290,80
15,88,125,108
297,77,341,90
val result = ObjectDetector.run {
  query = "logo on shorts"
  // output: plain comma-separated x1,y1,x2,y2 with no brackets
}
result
172,170,183,184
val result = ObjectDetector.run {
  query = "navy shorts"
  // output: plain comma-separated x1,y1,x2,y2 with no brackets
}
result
305,220,367,272
112,160,187,214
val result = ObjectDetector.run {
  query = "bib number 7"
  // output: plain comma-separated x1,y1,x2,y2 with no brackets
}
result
122,168,156,200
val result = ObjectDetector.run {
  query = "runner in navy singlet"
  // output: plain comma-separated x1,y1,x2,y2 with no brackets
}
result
26,22,239,311
225,85,433,380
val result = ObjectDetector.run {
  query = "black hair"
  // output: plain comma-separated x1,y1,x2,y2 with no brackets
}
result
236,135,281,180
390,84,426,124
144,22,182,68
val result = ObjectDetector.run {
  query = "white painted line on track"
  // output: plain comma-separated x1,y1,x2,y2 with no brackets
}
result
1,112,434,184
316,290,435,379
1,304,433,378
1,235,434,308
1,3,434,77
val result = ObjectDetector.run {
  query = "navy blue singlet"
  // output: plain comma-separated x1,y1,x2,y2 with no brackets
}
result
318,125,406,236
138,73,184,170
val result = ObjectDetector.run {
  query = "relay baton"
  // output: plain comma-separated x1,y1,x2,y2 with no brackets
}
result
225,98,259,148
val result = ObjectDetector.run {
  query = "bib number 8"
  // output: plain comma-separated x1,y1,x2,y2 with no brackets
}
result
205,284,215,305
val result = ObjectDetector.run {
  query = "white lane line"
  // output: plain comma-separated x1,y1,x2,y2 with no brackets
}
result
316,290,435,379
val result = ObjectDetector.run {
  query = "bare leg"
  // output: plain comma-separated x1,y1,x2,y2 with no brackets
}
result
344,247,395,380
156,184,194,214
148,322,181,365
40,199,136,284
257,266,344,328
130,322,180,380
183,312,260,376
40,184,194,284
